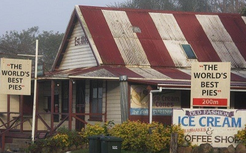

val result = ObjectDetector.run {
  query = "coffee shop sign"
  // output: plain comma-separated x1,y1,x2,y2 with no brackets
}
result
173,109,246,147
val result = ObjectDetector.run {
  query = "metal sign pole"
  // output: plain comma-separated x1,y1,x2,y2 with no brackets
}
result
31,39,38,142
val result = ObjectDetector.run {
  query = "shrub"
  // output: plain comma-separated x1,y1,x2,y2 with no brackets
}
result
108,120,186,152
235,124,246,145
27,121,186,153
26,127,86,153
109,120,149,152
80,121,114,142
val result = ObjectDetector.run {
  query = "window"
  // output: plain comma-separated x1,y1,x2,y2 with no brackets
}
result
181,44,197,59
89,80,103,121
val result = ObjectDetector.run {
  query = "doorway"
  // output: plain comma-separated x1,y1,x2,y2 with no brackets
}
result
76,80,86,131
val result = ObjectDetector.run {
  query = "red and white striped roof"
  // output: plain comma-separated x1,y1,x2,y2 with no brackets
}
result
52,5,246,89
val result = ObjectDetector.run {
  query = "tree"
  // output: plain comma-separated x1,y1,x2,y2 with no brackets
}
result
0,27,64,71
109,0,246,14
0,27,38,56
177,0,212,12
109,0,177,11
38,31,64,71
212,0,246,13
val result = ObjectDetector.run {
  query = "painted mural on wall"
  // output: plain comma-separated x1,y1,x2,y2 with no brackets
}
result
130,85,181,116
173,109,246,147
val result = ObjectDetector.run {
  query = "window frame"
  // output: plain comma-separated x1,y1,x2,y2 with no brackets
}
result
89,80,103,121
181,44,197,59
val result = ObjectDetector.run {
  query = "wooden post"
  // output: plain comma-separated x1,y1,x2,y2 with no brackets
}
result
20,95,23,132
119,75,128,123
1,133,5,151
69,80,73,130
51,80,55,134
170,132,178,153
7,95,10,128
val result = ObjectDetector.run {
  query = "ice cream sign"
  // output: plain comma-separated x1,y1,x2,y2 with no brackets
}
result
173,109,246,147
191,62,231,107
0,58,32,95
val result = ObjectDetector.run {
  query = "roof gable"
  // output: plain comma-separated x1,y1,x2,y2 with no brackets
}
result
58,20,97,69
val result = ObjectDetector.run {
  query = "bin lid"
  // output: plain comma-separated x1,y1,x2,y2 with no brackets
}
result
88,135,101,140
100,136,123,142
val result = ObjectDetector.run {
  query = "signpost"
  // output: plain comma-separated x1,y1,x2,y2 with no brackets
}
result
191,62,231,108
0,58,32,95
0,40,40,143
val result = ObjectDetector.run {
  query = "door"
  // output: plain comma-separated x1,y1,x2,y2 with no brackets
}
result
23,95,33,115
61,81,69,120
76,80,86,131
48,95,59,122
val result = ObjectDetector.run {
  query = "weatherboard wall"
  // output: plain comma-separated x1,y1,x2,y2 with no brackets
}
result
59,21,97,70
106,81,121,124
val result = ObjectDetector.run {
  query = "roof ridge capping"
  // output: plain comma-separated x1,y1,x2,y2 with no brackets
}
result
77,5,244,16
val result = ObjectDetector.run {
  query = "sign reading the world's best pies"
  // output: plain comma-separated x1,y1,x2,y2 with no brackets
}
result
0,58,32,95
191,62,231,107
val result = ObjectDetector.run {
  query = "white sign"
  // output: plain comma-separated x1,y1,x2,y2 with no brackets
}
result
191,62,230,107
0,58,32,95
173,109,246,147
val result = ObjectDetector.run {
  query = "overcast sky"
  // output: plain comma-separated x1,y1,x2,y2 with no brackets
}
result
0,0,125,35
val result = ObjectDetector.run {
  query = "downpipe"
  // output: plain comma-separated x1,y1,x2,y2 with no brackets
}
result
149,87,162,123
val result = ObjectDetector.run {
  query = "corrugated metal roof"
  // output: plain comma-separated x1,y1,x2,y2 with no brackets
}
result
50,5,246,89
45,66,246,90
73,6,246,69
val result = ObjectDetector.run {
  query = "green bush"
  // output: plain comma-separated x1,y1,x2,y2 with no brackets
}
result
80,121,115,141
108,120,185,152
26,127,86,153
27,121,186,153
235,124,246,145
80,120,186,152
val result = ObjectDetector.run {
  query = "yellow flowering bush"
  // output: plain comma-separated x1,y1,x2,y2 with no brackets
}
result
80,121,115,143
27,121,186,153
27,127,86,153
51,133,69,148
108,120,186,152
80,123,105,139
79,120,186,152
235,124,246,145
109,120,149,151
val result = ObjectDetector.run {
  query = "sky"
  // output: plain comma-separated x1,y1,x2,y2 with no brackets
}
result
0,0,125,35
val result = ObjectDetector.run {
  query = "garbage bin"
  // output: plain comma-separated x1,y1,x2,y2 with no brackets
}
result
101,136,123,153
88,135,101,153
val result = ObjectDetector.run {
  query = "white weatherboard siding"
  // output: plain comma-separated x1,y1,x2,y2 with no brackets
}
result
196,15,246,68
0,94,7,113
106,81,121,124
0,95,19,125
102,10,150,66
150,13,197,67
59,21,97,70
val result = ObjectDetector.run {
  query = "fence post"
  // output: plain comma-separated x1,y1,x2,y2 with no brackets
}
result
170,132,178,153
